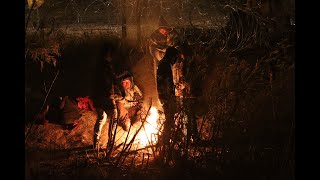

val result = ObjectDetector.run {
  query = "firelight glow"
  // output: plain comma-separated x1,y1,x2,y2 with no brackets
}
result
136,106,160,147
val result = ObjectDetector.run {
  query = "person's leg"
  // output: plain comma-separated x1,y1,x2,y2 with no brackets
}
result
105,108,117,144
128,105,143,124
117,102,130,131
184,98,198,143
93,108,107,149
159,100,177,166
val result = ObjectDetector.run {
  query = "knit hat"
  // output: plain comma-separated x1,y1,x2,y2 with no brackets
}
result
117,71,133,82
158,15,170,27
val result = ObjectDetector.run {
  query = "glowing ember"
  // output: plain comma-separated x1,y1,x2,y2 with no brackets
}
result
137,107,160,146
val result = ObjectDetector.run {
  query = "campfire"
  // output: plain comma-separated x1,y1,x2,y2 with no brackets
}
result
114,106,163,150
136,106,161,147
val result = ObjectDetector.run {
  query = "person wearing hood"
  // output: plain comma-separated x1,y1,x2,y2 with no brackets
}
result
116,72,143,131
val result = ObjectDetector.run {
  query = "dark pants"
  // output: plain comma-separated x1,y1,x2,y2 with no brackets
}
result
183,98,199,141
93,107,117,148
159,97,178,166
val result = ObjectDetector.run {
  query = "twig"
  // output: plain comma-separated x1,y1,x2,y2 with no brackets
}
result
25,69,60,143
115,105,152,167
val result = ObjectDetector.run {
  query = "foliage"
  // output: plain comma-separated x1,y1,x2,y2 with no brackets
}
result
25,27,66,71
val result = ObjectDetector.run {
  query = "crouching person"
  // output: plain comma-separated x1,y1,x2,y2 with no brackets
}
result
92,70,143,150
116,72,143,131
60,96,82,130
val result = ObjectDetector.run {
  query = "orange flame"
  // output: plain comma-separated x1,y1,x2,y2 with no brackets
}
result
136,107,160,147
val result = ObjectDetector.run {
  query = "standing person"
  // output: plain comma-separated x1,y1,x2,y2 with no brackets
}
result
156,46,183,165
157,46,189,135
92,44,119,150
148,16,181,88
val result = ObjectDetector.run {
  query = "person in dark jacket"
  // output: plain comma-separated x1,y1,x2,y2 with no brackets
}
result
92,44,120,150
156,46,182,165
148,16,181,89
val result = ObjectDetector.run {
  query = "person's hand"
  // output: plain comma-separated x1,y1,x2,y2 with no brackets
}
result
175,82,186,91
131,101,138,107
111,94,121,100
184,83,191,95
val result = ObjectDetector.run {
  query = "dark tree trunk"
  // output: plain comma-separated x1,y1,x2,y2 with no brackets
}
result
121,0,127,40
136,0,142,48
